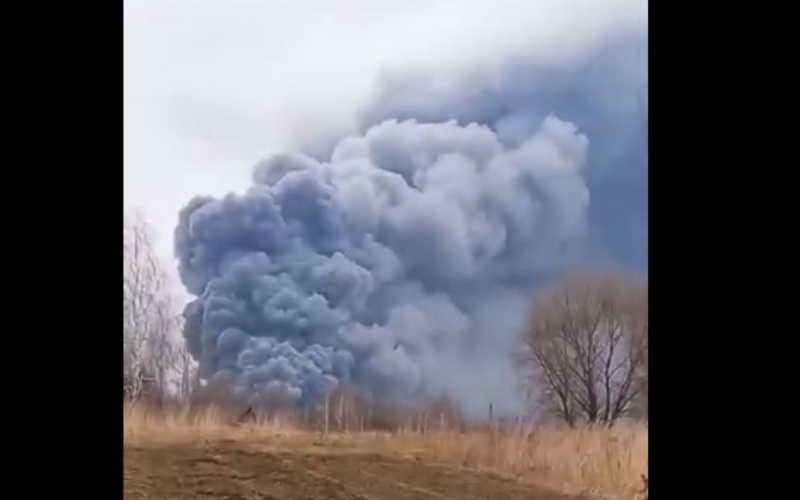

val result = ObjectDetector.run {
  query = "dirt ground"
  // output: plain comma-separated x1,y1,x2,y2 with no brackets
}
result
124,440,592,500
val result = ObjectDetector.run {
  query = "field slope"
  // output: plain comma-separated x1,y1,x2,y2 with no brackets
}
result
124,440,592,500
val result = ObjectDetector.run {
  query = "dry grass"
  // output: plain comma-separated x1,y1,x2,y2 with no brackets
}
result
124,404,647,500
123,403,299,443
380,426,647,499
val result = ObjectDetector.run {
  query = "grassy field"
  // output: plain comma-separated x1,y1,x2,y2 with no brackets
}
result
124,406,647,500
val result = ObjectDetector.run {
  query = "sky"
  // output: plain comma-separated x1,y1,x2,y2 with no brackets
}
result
124,0,647,266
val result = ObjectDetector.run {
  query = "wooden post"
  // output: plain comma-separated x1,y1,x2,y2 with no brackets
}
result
324,393,330,435
338,391,344,432
367,389,373,430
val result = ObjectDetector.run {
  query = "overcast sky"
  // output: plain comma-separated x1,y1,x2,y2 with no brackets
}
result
124,0,647,263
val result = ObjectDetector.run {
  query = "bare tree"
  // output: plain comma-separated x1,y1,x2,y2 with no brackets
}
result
520,271,648,427
123,212,180,405
175,342,198,403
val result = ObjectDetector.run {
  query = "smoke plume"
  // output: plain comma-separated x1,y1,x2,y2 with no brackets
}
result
176,115,593,414
355,35,648,269
175,34,646,417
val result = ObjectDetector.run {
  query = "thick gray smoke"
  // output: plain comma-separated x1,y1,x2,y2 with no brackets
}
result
302,35,648,270
175,32,647,417
176,116,592,416
356,35,648,269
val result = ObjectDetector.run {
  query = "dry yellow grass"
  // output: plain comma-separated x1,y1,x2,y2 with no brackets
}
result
381,426,647,499
124,404,647,500
124,403,299,442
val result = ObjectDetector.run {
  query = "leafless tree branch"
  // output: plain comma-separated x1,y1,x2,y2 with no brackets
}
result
520,271,648,426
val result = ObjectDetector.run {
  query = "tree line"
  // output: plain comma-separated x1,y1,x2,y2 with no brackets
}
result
123,214,195,405
123,213,647,426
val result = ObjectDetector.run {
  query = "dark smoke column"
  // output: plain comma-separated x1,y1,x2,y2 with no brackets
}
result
174,117,591,413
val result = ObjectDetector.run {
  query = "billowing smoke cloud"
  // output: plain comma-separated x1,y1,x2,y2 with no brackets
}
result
175,29,647,417
176,116,592,416
300,34,648,270
355,35,648,269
